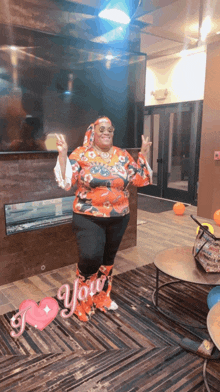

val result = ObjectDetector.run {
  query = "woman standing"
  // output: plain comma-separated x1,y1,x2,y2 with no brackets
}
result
55,116,152,321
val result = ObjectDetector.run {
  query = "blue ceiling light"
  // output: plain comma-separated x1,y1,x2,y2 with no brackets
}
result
98,0,140,25
99,9,130,25
105,54,115,60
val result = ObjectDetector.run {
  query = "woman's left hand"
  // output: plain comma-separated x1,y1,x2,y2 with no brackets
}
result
140,135,152,158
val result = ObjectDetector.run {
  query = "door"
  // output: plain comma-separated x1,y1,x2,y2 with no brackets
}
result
140,101,202,205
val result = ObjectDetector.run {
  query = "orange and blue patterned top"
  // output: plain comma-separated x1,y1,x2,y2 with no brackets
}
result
54,125,152,217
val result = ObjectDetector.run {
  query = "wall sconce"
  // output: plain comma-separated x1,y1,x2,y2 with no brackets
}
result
151,89,169,100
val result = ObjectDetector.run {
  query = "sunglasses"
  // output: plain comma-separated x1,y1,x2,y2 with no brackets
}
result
98,126,115,134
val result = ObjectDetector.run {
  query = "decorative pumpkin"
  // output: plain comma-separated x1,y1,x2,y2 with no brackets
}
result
173,202,185,215
214,210,220,226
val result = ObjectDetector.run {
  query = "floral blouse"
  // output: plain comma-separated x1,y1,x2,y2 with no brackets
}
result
54,146,152,217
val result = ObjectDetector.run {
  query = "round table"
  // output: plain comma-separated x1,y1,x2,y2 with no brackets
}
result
153,246,220,327
154,246,220,285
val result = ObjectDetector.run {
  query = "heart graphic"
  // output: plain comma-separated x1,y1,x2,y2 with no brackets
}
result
19,297,59,331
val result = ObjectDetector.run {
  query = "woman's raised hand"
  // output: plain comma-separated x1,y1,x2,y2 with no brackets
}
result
55,134,68,155
140,135,152,158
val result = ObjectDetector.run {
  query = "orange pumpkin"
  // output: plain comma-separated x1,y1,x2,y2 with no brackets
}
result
214,210,220,226
173,202,185,215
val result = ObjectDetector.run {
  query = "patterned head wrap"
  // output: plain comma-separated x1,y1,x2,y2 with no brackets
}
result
94,117,112,126
83,117,112,150
83,123,94,150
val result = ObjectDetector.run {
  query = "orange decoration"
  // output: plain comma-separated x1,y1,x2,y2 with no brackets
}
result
214,210,220,226
173,202,185,215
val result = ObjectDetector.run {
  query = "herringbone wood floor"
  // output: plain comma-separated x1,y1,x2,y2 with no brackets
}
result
0,264,220,391
0,197,220,391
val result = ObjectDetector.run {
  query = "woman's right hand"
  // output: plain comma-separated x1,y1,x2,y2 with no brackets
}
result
55,134,68,155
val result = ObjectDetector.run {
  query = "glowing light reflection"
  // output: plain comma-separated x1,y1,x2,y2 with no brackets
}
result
105,54,115,60
92,25,127,44
99,9,130,25
200,16,212,41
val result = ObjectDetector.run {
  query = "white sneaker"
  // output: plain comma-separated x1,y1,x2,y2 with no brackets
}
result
107,301,118,311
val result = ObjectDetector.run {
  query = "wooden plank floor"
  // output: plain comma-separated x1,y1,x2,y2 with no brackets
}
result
0,198,220,316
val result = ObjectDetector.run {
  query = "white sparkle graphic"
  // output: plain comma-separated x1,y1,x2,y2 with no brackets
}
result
35,325,38,328
43,305,51,314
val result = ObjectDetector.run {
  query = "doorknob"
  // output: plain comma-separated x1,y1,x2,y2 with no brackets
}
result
157,158,163,163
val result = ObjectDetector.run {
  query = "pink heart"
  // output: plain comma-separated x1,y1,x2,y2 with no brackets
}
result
19,297,59,331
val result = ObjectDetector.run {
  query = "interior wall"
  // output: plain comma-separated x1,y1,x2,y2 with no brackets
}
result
197,40,220,219
145,50,207,106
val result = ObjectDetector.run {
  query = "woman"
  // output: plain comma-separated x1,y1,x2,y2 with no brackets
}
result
54,116,152,322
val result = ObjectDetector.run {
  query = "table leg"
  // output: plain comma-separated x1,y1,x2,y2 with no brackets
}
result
155,267,159,307
152,268,207,328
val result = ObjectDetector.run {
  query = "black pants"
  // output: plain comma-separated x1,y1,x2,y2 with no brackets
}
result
72,212,130,277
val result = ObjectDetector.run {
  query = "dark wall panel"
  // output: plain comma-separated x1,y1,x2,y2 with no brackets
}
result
0,40,146,153
0,149,137,286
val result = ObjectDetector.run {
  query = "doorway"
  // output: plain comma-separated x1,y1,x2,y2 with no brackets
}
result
139,101,203,205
